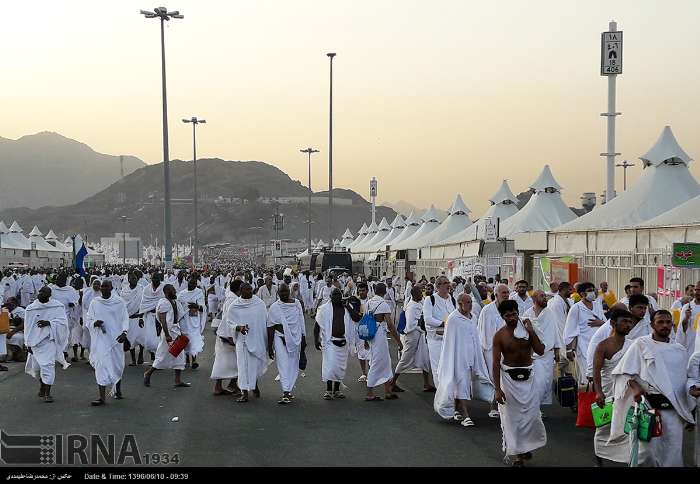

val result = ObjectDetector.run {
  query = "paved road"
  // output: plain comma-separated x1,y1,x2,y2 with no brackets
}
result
0,316,694,467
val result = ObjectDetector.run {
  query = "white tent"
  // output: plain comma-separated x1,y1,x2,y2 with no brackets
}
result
0,221,8,234
355,218,391,253
354,221,378,251
441,180,520,245
499,165,577,238
339,228,354,248
643,194,700,227
28,226,61,252
422,195,472,247
368,214,406,252
393,205,443,250
1,221,31,250
296,248,309,257
388,211,421,249
555,126,698,232
45,230,72,253
347,223,368,250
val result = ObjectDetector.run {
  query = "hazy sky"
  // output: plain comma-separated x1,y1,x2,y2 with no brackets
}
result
2,0,699,216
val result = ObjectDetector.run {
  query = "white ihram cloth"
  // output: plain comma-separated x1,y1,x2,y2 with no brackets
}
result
686,351,700,467
19,275,37,307
394,299,430,374
675,301,700,358
524,307,563,405
120,285,145,347
423,294,456,386
86,294,129,390
267,300,304,392
6,306,26,348
177,288,206,357
564,301,606,384
477,301,505,383
585,314,651,379
434,310,494,419
593,339,632,463
81,289,102,349
547,294,572,340
138,283,165,353
299,275,314,311
258,285,278,308
151,298,186,370
316,301,354,382
366,296,394,388
229,296,269,391
509,293,534,315
353,297,371,361
210,294,239,380
1,275,17,301
499,363,547,457
610,336,695,467
49,285,80,350
24,299,70,385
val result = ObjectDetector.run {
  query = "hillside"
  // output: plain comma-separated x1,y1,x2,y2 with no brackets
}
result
0,158,396,245
0,132,145,209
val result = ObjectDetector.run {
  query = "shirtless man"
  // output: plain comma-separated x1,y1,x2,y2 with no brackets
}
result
493,299,546,467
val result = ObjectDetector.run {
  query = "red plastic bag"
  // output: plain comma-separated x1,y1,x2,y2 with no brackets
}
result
576,384,596,428
651,409,663,437
168,334,189,357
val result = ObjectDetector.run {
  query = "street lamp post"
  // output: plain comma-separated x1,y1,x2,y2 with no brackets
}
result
140,7,184,269
300,147,319,253
182,116,206,267
615,160,635,191
120,216,130,265
326,53,336,245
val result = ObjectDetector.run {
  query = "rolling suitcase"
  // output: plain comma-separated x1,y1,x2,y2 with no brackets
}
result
554,364,577,408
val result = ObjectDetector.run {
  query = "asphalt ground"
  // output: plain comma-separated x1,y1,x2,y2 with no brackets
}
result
0,315,695,467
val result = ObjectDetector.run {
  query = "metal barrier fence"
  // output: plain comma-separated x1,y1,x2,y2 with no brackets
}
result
534,250,700,309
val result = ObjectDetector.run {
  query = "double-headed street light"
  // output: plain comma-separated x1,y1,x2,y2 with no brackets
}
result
300,148,319,254
140,6,184,269
182,116,206,267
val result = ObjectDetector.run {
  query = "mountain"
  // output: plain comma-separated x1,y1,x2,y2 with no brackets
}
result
0,158,396,246
0,132,145,210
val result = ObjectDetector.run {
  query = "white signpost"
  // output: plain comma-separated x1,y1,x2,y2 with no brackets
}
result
600,21,623,203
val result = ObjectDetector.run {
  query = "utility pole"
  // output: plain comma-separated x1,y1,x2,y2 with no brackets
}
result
300,147,319,254
182,116,206,267
600,20,623,203
326,53,336,244
140,7,184,269
616,160,635,191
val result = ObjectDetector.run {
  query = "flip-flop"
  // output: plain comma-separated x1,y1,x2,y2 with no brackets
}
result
174,382,191,388
365,396,383,402
461,418,475,427
236,396,249,403
192,362,199,370
278,396,291,405
454,413,464,421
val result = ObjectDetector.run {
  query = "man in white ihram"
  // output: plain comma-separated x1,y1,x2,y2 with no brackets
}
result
86,279,129,406
422,276,456,388
267,283,304,404
563,282,606,385
229,282,269,403
434,293,493,428
477,283,510,418
24,286,70,403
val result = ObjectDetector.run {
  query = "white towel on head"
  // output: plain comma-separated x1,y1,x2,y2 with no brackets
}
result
514,318,530,340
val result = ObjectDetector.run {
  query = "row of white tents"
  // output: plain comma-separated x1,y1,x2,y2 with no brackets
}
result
335,125,698,260
0,221,73,253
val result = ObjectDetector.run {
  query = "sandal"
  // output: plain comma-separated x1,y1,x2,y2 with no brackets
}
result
453,412,464,421
236,395,249,403
91,399,105,406
143,374,151,387
191,362,199,370
365,396,383,402
322,391,333,400
174,382,191,388
461,417,475,427
278,396,291,404
332,391,345,399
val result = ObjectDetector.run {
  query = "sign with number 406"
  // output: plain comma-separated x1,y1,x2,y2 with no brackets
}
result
601,31,623,76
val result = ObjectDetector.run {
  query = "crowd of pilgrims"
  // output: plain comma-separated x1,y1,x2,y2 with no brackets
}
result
2,263,700,467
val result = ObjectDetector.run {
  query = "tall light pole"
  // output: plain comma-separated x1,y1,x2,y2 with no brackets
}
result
616,160,635,191
182,116,206,267
300,147,319,253
326,52,336,245
600,20,622,203
120,216,130,265
140,7,184,269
